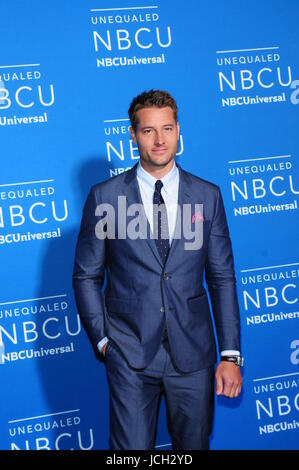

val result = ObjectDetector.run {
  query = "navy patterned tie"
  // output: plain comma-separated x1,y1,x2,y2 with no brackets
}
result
153,180,170,265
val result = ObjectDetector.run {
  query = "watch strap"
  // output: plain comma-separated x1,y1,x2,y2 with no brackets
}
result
220,355,244,367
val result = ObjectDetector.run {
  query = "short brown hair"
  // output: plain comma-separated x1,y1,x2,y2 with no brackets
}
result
128,89,178,131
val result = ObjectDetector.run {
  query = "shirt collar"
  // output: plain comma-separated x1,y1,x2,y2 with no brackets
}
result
136,160,178,194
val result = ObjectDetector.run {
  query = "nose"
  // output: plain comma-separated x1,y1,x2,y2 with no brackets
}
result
154,130,165,146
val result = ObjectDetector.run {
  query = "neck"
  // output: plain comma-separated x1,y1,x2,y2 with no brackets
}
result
139,159,175,179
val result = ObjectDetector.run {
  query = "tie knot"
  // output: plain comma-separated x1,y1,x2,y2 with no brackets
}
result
155,180,163,193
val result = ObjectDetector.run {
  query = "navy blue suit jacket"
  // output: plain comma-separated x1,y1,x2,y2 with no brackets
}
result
72,163,241,372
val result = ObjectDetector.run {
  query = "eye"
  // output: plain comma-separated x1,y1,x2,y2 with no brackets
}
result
143,129,152,134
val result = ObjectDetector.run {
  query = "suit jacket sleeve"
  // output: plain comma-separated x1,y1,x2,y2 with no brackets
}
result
204,186,241,353
72,186,106,354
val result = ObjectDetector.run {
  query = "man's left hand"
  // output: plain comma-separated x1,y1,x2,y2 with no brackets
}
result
215,361,243,398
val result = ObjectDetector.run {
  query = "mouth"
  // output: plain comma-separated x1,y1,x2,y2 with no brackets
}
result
152,147,168,154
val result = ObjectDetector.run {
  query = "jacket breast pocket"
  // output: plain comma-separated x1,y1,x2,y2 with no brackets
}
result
105,297,141,315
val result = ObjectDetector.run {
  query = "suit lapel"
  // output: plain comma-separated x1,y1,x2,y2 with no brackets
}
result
122,163,163,267
164,163,191,267
122,162,193,269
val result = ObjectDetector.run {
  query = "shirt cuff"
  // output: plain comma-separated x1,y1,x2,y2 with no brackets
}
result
97,336,109,354
221,350,240,356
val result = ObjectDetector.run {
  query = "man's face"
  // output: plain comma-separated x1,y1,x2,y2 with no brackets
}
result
129,106,180,170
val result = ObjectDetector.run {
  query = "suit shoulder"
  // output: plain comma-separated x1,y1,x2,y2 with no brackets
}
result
182,168,220,194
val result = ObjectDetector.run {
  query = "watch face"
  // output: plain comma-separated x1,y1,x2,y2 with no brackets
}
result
237,356,244,366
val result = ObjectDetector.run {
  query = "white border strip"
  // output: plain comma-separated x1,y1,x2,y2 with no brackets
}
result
216,47,279,54
228,155,291,164
0,179,54,188
0,64,40,69
8,409,80,424
155,442,172,448
240,262,299,273
0,294,67,306
103,118,130,123
91,6,158,12
253,372,299,382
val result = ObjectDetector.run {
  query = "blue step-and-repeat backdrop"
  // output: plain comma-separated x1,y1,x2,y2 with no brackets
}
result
0,0,298,450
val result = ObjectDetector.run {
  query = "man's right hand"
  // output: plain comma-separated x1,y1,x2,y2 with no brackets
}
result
101,342,108,356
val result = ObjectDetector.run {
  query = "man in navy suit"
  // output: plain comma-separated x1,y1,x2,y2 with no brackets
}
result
73,89,243,450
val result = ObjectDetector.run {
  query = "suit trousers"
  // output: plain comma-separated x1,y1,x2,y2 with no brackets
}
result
104,330,215,450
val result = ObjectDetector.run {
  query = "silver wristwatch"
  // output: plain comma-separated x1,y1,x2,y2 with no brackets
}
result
220,355,244,367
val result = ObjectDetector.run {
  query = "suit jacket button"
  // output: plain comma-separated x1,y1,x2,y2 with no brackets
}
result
163,274,169,280
160,307,165,313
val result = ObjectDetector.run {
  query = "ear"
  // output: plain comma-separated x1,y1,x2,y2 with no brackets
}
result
129,126,137,144
176,121,180,139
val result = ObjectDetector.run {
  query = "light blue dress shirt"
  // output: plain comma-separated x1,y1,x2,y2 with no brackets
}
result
136,160,179,245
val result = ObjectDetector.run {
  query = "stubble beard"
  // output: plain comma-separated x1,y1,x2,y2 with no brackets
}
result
140,149,177,170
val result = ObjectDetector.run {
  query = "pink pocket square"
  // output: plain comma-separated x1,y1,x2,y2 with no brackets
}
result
192,211,204,223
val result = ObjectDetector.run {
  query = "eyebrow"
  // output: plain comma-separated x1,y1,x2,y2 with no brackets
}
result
140,124,175,130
